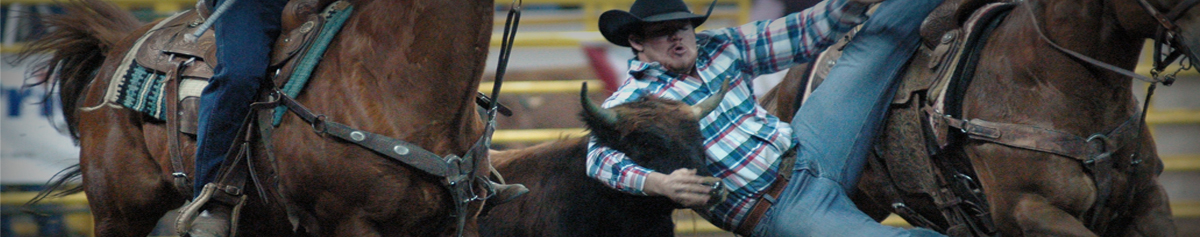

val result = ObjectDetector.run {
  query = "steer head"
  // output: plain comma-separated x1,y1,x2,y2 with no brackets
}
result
579,79,731,205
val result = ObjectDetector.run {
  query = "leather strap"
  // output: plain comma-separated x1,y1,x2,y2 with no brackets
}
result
269,91,457,178
734,173,786,236
734,148,796,236
1166,0,1200,20
1136,0,1198,31
1021,2,1168,84
1141,0,1199,73
475,92,512,117
166,57,196,197
929,107,1138,163
868,152,946,232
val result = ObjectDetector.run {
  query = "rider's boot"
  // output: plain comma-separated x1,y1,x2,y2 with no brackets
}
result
177,183,246,237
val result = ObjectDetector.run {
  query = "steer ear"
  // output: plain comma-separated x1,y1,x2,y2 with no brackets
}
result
692,76,731,118
581,82,619,126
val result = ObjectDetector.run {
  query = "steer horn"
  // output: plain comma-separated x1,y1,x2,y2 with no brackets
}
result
692,76,732,118
581,82,619,126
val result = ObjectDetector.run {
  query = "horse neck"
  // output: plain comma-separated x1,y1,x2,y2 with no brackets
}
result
325,0,493,154
1006,0,1146,119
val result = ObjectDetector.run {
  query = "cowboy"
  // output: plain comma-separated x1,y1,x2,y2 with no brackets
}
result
181,0,527,236
589,0,947,235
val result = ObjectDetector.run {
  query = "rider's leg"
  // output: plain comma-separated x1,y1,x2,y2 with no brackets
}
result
752,0,943,235
194,0,286,196
187,0,285,236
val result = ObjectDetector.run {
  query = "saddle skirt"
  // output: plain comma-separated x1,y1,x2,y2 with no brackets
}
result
97,0,343,134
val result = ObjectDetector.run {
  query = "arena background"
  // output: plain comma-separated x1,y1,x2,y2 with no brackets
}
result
1,0,1196,236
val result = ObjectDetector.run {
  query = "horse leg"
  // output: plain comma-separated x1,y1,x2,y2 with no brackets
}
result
79,112,183,236
1010,194,1097,237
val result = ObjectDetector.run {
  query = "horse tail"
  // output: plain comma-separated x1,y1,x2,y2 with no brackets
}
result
15,0,141,140
22,165,84,210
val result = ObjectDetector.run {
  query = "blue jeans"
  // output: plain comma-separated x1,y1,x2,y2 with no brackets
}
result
752,0,943,236
194,0,287,197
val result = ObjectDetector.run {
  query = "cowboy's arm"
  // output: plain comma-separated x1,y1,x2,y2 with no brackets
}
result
718,0,868,77
586,139,714,206
584,84,657,194
586,140,656,195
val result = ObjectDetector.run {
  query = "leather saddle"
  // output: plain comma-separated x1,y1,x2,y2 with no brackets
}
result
127,0,333,134
93,0,342,199
792,1,1013,236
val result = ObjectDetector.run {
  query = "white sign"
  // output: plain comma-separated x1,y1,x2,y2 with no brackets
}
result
1,55,81,185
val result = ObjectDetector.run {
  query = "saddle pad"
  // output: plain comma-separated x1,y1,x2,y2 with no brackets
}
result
115,60,169,120
94,11,187,121
95,1,349,125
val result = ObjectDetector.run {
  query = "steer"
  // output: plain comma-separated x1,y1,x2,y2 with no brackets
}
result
480,82,729,237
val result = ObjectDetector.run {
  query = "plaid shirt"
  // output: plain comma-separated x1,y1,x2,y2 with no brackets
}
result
585,0,868,230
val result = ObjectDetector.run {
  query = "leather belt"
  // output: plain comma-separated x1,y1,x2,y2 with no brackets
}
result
734,148,796,236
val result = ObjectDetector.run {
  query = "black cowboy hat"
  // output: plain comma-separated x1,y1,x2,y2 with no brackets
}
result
599,0,718,47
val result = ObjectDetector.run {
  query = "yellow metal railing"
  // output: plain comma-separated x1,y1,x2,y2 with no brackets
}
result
480,79,602,94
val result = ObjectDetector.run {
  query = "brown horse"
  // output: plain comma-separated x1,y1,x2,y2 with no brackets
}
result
761,0,1197,235
19,0,498,236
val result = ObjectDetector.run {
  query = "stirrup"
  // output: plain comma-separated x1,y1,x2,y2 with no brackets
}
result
176,183,247,237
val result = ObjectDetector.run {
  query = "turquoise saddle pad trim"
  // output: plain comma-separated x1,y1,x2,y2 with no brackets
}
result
117,60,168,120
273,3,354,126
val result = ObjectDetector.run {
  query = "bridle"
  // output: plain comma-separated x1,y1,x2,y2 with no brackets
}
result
1136,0,1199,78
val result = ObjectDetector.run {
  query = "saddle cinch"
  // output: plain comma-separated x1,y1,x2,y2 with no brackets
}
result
796,1,1016,236
96,0,347,197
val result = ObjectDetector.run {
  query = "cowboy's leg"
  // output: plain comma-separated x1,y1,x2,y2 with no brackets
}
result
790,0,940,191
194,0,286,196
752,0,942,235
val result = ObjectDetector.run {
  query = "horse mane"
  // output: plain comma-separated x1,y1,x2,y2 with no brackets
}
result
15,0,141,140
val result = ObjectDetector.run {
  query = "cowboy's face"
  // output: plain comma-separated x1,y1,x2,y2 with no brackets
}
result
630,20,698,75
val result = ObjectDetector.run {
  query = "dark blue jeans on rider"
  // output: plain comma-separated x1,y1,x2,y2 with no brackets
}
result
194,0,287,197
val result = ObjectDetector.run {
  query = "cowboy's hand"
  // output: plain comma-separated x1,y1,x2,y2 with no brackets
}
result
645,169,713,207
